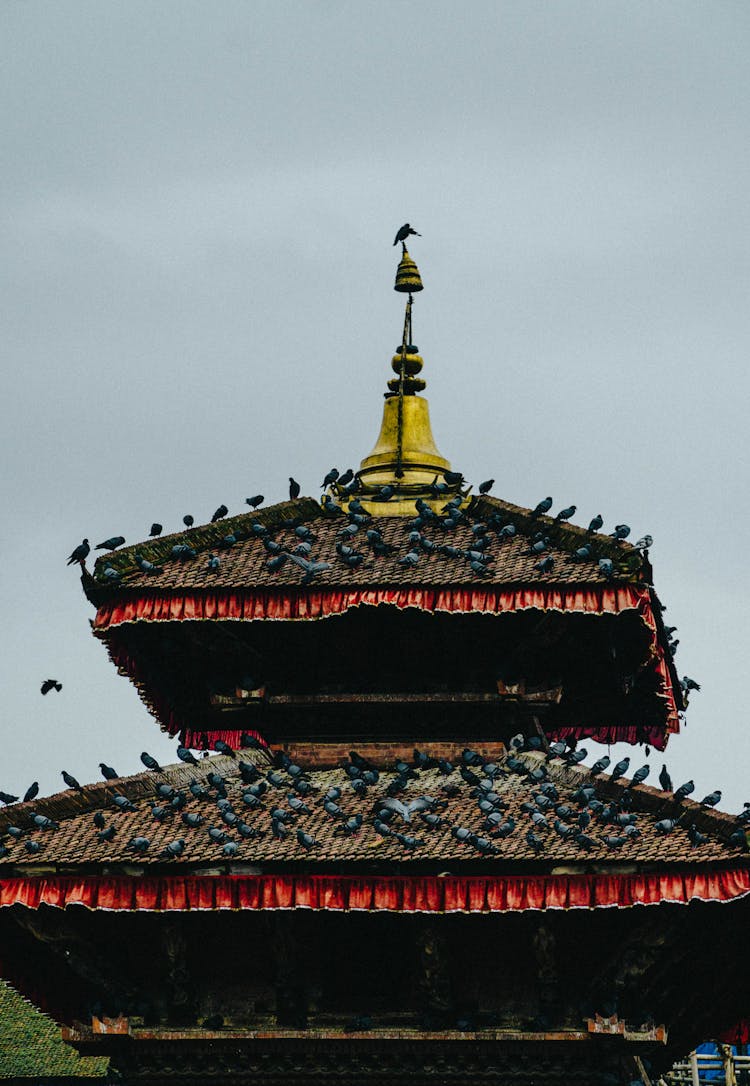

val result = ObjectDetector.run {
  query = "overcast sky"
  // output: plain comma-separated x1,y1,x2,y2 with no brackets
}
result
2,1,749,811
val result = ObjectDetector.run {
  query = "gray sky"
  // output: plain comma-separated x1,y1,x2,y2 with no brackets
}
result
2,1,749,810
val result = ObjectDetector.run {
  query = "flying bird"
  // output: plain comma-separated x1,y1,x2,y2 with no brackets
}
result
66,539,90,566
393,223,421,245
40,679,62,695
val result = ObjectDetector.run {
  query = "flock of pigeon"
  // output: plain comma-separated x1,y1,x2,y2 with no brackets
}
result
0,736,743,863
67,472,659,598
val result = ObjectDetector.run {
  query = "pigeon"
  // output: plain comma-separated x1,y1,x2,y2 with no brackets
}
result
211,505,228,523
530,497,553,518
659,765,673,792
171,543,196,560
610,758,630,783
96,536,126,551
245,495,264,508
529,537,550,555
40,679,62,695
206,554,220,571
701,790,721,808
598,558,614,580
129,836,151,852
61,771,82,792
590,755,610,775
66,539,90,566
673,780,695,802
99,763,118,781
214,740,235,758
587,514,603,533
629,765,650,787
393,223,421,245
296,829,318,850
322,468,340,488
634,535,653,549
161,839,186,858
609,524,630,540
535,556,554,573
183,515,194,528
112,794,136,812
377,796,433,824
555,505,576,522
681,676,701,692
149,523,163,537
478,479,494,494
135,554,162,575
97,825,116,842
655,819,676,835
572,545,592,561
101,566,122,584
289,478,301,500
176,747,199,767
286,554,331,584
526,830,545,854
93,811,106,829
373,485,394,502
140,752,162,772
688,824,709,847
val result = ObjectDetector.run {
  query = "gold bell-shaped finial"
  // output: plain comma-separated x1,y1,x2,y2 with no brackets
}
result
394,248,423,293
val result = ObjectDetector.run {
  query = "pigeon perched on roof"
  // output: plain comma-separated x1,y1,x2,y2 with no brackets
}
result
535,556,554,573
659,765,673,792
555,505,576,522
140,752,162,772
610,757,630,783
206,554,220,571
99,763,118,781
701,790,721,808
322,468,339,488
183,515,194,528
634,535,653,549
40,679,62,695
681,676,701,692
530,497,553,518
610,524,630,540
211,505,228,522
629,765,650,787
131,551,163,580
245,495,264,509
673,780,695,802
96,536,126,551
23,783,39,803
478,479,494,494
149,523,163,537
177,746,199,766
393,223,421,245
590,755,610,775
289,478,301,500
66,539,90,566
598,558,614,580
587,514,603,533
61,771,82,792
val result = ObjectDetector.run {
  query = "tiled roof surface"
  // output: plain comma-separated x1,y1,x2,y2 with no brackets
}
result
0,980,107,1078
0,750,741,869
89,496,644,595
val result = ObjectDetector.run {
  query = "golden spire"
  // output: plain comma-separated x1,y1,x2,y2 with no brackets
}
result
351,242,462,515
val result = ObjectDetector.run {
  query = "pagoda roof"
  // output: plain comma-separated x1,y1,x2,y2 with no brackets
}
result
0,749,742,872
86,495,646,600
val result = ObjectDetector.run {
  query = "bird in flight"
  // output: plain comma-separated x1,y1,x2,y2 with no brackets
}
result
393,223,421,246
40,679,62,695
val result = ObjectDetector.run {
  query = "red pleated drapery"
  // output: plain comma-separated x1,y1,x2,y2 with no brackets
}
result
93,585,680,749
1,869,747,913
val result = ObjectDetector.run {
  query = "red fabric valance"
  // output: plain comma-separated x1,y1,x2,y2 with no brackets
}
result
95,585,645,627
94,585,680,748
1,869,747,914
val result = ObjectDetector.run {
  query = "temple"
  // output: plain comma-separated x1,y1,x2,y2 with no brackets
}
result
0,242,747,1086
